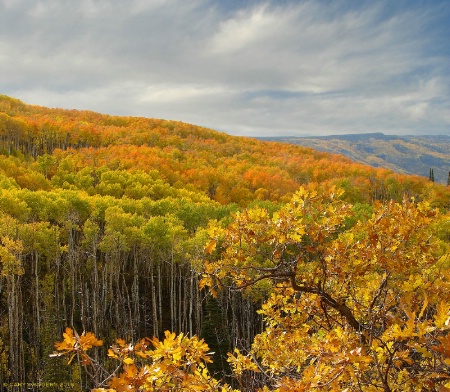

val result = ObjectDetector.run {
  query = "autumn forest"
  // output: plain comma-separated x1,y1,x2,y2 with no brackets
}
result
1,94,450,391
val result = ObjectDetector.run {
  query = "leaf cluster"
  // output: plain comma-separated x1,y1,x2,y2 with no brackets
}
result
203,187,450,391
52,328,237,392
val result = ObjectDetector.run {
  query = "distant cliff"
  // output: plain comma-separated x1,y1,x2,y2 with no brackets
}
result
260,133,450,184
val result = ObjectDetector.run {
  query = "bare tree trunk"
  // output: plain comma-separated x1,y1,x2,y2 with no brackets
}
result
68,227,76,328
180,265,185,333
157,263,163,336
188,270,194,336
170,257,175,332
7,275,24,384
196,275,203,336
132,249,140,340
150,262,158,336
92,258,99,335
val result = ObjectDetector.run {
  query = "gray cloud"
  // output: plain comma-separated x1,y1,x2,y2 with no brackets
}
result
1,0,449,136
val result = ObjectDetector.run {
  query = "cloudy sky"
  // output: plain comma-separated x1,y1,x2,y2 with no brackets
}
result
1,0,449,137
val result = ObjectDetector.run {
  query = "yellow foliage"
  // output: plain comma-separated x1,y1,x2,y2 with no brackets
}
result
201,187,450,391
51,187,450,391
53,328,228,391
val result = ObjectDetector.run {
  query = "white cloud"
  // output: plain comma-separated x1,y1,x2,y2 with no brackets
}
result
208,3,280,55
1,0,449,136
139,84,231,103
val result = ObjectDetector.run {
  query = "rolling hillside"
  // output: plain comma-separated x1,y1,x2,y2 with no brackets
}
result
2,94,448,207
260,133,450,184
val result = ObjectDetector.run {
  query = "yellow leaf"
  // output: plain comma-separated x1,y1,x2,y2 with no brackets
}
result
54,327,76,353
204,239,216,254
434,301,450,328
79,331,103,350
123,357,134,365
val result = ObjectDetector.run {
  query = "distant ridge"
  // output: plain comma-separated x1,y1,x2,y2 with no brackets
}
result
260,133,450,184
306,132,397,141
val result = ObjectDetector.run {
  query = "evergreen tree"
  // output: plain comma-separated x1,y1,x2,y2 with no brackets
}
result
429,167,435,182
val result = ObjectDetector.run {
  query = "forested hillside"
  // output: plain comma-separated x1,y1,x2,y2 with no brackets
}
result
1,95,450,391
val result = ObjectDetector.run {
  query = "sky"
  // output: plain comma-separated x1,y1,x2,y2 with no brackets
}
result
1,0,449,137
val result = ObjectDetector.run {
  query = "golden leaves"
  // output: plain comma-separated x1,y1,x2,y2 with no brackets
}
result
432,334,450,358
52,328,226,391
51,327,103,365
204,238,217,255
53,327,103,353
107,331,219,391
227,349,260,375
434,302,450,329
53,327,76,354
202,186,352,296
199,187,450,391
0,236,24,276
80,332,103,350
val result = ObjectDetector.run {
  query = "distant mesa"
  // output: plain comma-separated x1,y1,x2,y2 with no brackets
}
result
259,133,450,184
